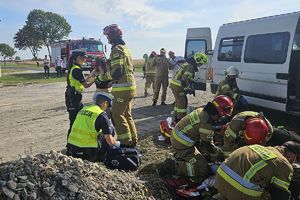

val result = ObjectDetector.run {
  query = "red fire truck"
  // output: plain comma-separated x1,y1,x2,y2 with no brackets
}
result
51,38,105,71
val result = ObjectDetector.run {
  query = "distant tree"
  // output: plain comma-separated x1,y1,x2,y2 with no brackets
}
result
14,24,43,66
15,56,21,64
27,9,71,61
0,43,16,66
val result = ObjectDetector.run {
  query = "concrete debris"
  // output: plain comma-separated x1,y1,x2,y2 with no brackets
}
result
0,151,154,200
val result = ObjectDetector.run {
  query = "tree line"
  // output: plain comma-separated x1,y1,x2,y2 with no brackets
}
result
0,9,71,66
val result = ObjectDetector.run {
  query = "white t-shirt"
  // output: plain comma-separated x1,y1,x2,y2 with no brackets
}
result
169,56,185,78
55,58,63,67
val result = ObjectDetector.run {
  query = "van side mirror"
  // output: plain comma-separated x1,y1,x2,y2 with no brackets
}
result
207,50,214,55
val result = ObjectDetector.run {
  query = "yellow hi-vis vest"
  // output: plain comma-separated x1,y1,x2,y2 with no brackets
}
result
69,65,84,93
68,105,103,148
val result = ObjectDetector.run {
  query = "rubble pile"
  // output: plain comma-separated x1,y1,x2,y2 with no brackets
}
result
0,151,154,200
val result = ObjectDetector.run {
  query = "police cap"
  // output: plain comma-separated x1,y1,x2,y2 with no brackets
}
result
94,92,114,106
71,49,87,58
160,48,166,53
283,141,300,155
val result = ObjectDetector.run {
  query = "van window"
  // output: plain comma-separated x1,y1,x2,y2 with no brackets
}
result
244,32,290,64
217,37,244,62
185,39,206,58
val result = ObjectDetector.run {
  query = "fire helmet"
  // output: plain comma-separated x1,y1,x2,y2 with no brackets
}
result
103,24,123,40
244,117,269,145
225,66,239,76
212,95,234,117
193,52,208,65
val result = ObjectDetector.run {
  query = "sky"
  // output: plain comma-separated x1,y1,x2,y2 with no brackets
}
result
1,0,300,59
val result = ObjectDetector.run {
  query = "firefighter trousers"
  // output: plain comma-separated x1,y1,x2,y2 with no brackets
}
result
170,84,187,121
153,76,169,103
112,96,138,146
173,146,208,183
144,74,155,95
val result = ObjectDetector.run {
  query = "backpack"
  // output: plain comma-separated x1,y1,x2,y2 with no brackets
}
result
105,147,141,171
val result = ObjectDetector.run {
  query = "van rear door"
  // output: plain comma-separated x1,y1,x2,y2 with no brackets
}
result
185,28,212,91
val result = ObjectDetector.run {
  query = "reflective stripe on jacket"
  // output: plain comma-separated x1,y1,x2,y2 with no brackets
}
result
68,105,103,148
69,65,84,93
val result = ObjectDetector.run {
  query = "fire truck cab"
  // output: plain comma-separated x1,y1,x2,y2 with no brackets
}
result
51,38,105,71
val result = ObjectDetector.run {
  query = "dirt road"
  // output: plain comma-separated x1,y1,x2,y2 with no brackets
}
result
0,74,214,162
1,73,300,162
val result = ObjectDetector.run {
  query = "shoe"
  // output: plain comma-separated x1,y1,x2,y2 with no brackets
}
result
152,101,157,106
161,102,167,106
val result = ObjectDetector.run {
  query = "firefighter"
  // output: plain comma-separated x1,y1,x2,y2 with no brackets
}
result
143,51,157,97
214,142,300,200
67,92,119,161
170,95,234,182
216,66,247,108
170,52,208,122
103,24,138,147
152,48,170,106
65,50,96,138
222,111,273,157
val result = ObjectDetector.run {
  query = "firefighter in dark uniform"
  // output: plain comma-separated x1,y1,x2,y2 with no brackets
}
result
103,24,138,147
215,142,300,200
65,50,96,138
170,52,208,122
170,95,234,182
67,92,120,161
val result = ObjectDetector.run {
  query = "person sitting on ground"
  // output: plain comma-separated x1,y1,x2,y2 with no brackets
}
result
67,92,120,161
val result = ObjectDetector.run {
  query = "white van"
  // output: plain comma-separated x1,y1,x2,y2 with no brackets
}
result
185,11,300,114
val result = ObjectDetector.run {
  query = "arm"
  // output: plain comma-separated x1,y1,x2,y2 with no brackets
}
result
222,119,241,158
268,160,293,200
110,47,124,81
95,113,119,147
72,68,95,88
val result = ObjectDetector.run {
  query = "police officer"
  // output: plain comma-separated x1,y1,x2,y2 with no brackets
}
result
216,66,241,104
222,111,273,157
103,24,138,147
215,142,300,200
65,50,96,138
170,95,234,182
143,51,157,97
152,48,170,106
170,52,208,122
67,92,119,161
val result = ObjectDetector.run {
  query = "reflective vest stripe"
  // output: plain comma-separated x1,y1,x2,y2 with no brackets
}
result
199,128,213,135
243,160,267,181
185,71,193,77
112,82,136,92
112,83,134,87
186,162,194,176
181,124,194,134
248,145,277,161
224,127,237,139
221,84,230,90
217,163,263,197
170,79,182,87
175,107,187,113
172,129,195,147
111,59,124,65
271,176,290,191
233,93,239,100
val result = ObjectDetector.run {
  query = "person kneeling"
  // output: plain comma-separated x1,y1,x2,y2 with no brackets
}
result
67,92,119,162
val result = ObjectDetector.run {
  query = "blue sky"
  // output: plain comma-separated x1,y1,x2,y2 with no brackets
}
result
1,0,300,59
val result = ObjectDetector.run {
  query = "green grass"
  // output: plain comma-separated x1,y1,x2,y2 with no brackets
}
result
1,69,22,74
1,62,39,68
0,73,66,85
